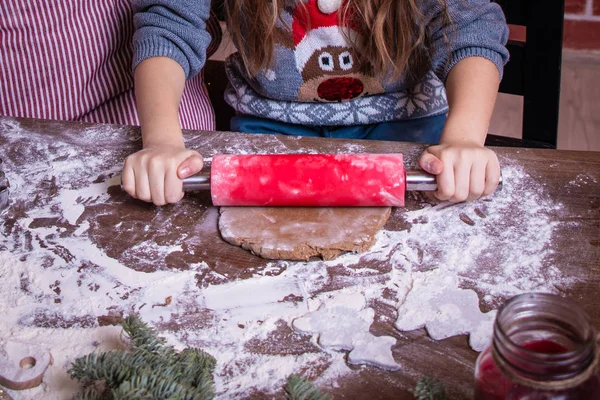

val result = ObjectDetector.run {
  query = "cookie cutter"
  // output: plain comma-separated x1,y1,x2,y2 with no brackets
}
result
0,158,9,213
0,341,53,391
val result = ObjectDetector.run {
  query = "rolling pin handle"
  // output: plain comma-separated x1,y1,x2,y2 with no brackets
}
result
406,170,438,192
181,167,211,191
406,170,503,192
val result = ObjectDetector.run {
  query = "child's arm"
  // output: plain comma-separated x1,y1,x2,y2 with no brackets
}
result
419,56,501,202
420,0,509,202
123,0,212,205
121,57,203,206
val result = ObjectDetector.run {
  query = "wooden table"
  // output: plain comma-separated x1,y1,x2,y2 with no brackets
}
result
0,116,599,399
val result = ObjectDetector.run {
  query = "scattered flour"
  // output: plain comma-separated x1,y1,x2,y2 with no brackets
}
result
395,271,496,351
567,173,598,188
293,292,400,370
56,175,122,225
0,118,578,398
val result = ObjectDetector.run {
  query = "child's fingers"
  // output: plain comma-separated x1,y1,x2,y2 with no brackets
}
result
147,160,167,206
122,148,202,205
483,158,501,196
435,157,455,201
122,159,137,198
164,167,184,204
451,160,471,202
468,160,486,201
418,150,443,175
177,153,204,179
135,168,152,203
149,177,166,206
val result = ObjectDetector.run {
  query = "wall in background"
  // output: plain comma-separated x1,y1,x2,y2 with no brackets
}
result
565,0,600,49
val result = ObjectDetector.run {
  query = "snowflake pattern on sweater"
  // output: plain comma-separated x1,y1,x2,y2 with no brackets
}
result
226,59,448,125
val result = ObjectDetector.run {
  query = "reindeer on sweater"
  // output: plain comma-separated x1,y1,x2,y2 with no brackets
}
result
275,0,385,103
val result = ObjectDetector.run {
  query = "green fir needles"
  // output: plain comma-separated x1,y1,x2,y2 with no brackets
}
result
412,376,447,400
284,374,331,400
68,315,216,400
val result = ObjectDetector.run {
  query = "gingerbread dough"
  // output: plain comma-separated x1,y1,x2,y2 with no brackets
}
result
218,207,391,261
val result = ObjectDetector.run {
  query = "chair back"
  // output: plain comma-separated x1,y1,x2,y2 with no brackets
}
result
490,0,565,148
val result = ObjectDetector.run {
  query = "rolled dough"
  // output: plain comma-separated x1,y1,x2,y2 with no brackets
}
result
218,207,391,261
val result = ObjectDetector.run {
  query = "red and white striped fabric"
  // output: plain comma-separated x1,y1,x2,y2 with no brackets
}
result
0,0,219,130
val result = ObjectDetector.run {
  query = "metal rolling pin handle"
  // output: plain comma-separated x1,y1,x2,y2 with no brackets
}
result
406,170,504,192
0,158,10,213
181,170,211,191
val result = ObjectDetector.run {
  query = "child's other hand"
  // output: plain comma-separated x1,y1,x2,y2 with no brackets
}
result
122,146,203,206
418,141,500,202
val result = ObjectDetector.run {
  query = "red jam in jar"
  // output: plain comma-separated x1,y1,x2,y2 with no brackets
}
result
475,293,600,399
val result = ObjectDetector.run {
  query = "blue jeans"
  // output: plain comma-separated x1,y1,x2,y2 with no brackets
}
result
231,114,446,144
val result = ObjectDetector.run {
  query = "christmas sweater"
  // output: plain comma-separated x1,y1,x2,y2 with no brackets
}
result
133,0,509,126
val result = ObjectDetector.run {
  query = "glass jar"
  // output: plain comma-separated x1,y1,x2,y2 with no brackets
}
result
475,293,600,399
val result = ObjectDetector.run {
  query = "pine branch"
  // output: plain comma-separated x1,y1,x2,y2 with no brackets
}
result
121,315,169,354
178,348,217,374
69,350,133,386
114,371,213,400
72,385,104,400
112,384,153,400
412,377,447,400
177,348,217,389
68,315,216,400
284,375,331,400
114,374,183,399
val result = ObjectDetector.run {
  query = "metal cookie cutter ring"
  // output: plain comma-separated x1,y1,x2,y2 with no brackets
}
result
0,158,10,213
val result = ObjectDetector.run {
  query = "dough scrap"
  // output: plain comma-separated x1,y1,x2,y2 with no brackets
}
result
218,207,391,261
293,292,400,370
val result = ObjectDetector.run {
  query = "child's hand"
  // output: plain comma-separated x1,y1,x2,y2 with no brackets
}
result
418,140,501,202
122,145,203,206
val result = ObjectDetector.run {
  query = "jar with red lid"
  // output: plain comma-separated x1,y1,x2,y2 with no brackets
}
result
475,292,600,399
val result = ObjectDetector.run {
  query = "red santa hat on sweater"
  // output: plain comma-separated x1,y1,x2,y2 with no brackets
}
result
292,0,358,72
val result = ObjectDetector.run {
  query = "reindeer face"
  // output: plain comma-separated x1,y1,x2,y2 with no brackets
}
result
297,45,384,102
271,0,386,103
304,46,365,79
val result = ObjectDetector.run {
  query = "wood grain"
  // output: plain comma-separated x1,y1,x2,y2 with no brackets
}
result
558,53,600,151
0,116,599,399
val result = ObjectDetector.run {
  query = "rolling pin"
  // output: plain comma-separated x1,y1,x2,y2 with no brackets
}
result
180,154,502,207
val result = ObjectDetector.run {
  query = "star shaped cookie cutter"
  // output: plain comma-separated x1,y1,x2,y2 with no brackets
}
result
0,158,9,213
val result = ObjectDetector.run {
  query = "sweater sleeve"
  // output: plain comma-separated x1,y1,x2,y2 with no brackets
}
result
132,0,212,79
424,0,510,82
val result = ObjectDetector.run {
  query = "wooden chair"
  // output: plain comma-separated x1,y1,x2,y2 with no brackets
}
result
204,2,234,132
486,0,565,148
204,60,235,132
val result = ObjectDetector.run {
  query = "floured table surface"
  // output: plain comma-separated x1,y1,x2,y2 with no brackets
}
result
0,116,599,399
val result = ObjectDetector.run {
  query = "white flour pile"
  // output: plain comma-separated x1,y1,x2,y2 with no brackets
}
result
0,119,575,399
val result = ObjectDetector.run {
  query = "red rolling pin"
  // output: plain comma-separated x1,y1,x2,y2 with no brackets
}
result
181,154,503,207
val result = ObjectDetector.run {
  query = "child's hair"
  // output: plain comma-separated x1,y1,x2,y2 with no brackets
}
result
226,0,448,83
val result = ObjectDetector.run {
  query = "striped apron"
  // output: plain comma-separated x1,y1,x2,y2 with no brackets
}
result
0,0,221,130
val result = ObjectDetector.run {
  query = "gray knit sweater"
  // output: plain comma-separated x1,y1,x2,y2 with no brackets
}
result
133,0,509,126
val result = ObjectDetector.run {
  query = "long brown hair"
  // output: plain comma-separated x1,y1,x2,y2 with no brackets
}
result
225,0,445,83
